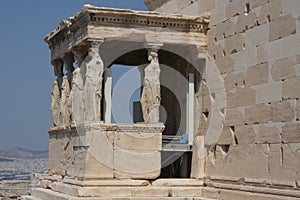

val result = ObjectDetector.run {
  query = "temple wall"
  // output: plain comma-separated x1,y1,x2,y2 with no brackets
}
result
156,0,300,190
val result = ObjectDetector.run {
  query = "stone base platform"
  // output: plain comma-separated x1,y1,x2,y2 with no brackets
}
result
20,175,300,200
20,177,211,200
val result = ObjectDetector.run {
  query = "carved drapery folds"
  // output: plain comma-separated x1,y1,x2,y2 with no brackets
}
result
51,80,60,126
83,40,104,123
141,45,162,123
51,60,63,126
60,76,71,125
50,40,104,127
71,67,84,125
50,41,164,126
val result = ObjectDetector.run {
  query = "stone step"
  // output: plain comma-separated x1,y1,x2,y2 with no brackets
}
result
27,188,217,200
51,181,208,198
18,195,41,200
31,188,73,200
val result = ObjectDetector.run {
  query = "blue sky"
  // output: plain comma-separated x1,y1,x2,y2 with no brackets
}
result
0,1,147,151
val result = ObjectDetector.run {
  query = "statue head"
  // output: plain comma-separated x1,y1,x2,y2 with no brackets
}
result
148,52,158,62
51,80,60,96
61,76,70,93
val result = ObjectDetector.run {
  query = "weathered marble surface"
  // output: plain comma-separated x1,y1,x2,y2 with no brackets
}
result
50,80,60,126
60,76,71,125
141,51,161,123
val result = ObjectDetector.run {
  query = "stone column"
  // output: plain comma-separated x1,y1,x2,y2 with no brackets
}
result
141,44,162,123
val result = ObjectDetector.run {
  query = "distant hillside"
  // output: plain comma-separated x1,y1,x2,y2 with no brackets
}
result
0,148,48,159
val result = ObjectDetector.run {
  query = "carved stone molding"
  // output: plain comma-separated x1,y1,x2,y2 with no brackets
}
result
44,5,210,52
48,122,165,134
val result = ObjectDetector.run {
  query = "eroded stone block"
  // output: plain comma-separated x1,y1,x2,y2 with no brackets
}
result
171,187,203,197
115,132,162,151
225,0,246,19
215,55,234,74
114,149,160,179
225,107,244,126
131,187,169,197
259,34,300,63
269,15,296,41
224,33,245,55
256,124,281,144
257,45,268,64
249,0,269,9
180,1,201,16
227,87,256,107
282,0,300,15
235,125,256,144
269,144,297,181
245,23,269,46
48,134,58,175
282,122,300,143
233,45,256,70
198,0,215,14
207,43,224,60
207,26,216,45
224,72,245,91
235,13,257,33
271,58,296,81
217,127,234,145
270,101,295,122
245,104,269,124
255,81,282,104
258,0,282,25
205,144,269,179
215,19,235,40
245,63,268,86
282,77,300,99
78,186,132,197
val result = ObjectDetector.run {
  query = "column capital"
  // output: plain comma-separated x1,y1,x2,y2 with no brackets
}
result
63,52,74,64
51,59,64,77
63,53,75,70
86,39,104,49
72,45,87,66
144,43,163,53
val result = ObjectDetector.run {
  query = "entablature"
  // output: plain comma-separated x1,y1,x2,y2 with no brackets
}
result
45,5,209,61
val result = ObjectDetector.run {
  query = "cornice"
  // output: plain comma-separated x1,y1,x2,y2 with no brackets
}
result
44,4,210,45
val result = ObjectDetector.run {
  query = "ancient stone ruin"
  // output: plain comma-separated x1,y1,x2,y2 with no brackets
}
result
21,0,300,199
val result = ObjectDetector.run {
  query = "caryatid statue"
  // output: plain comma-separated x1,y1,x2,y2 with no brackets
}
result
83,41,103,123
141,49,161,123
60,76,71,125
51,80,61,126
